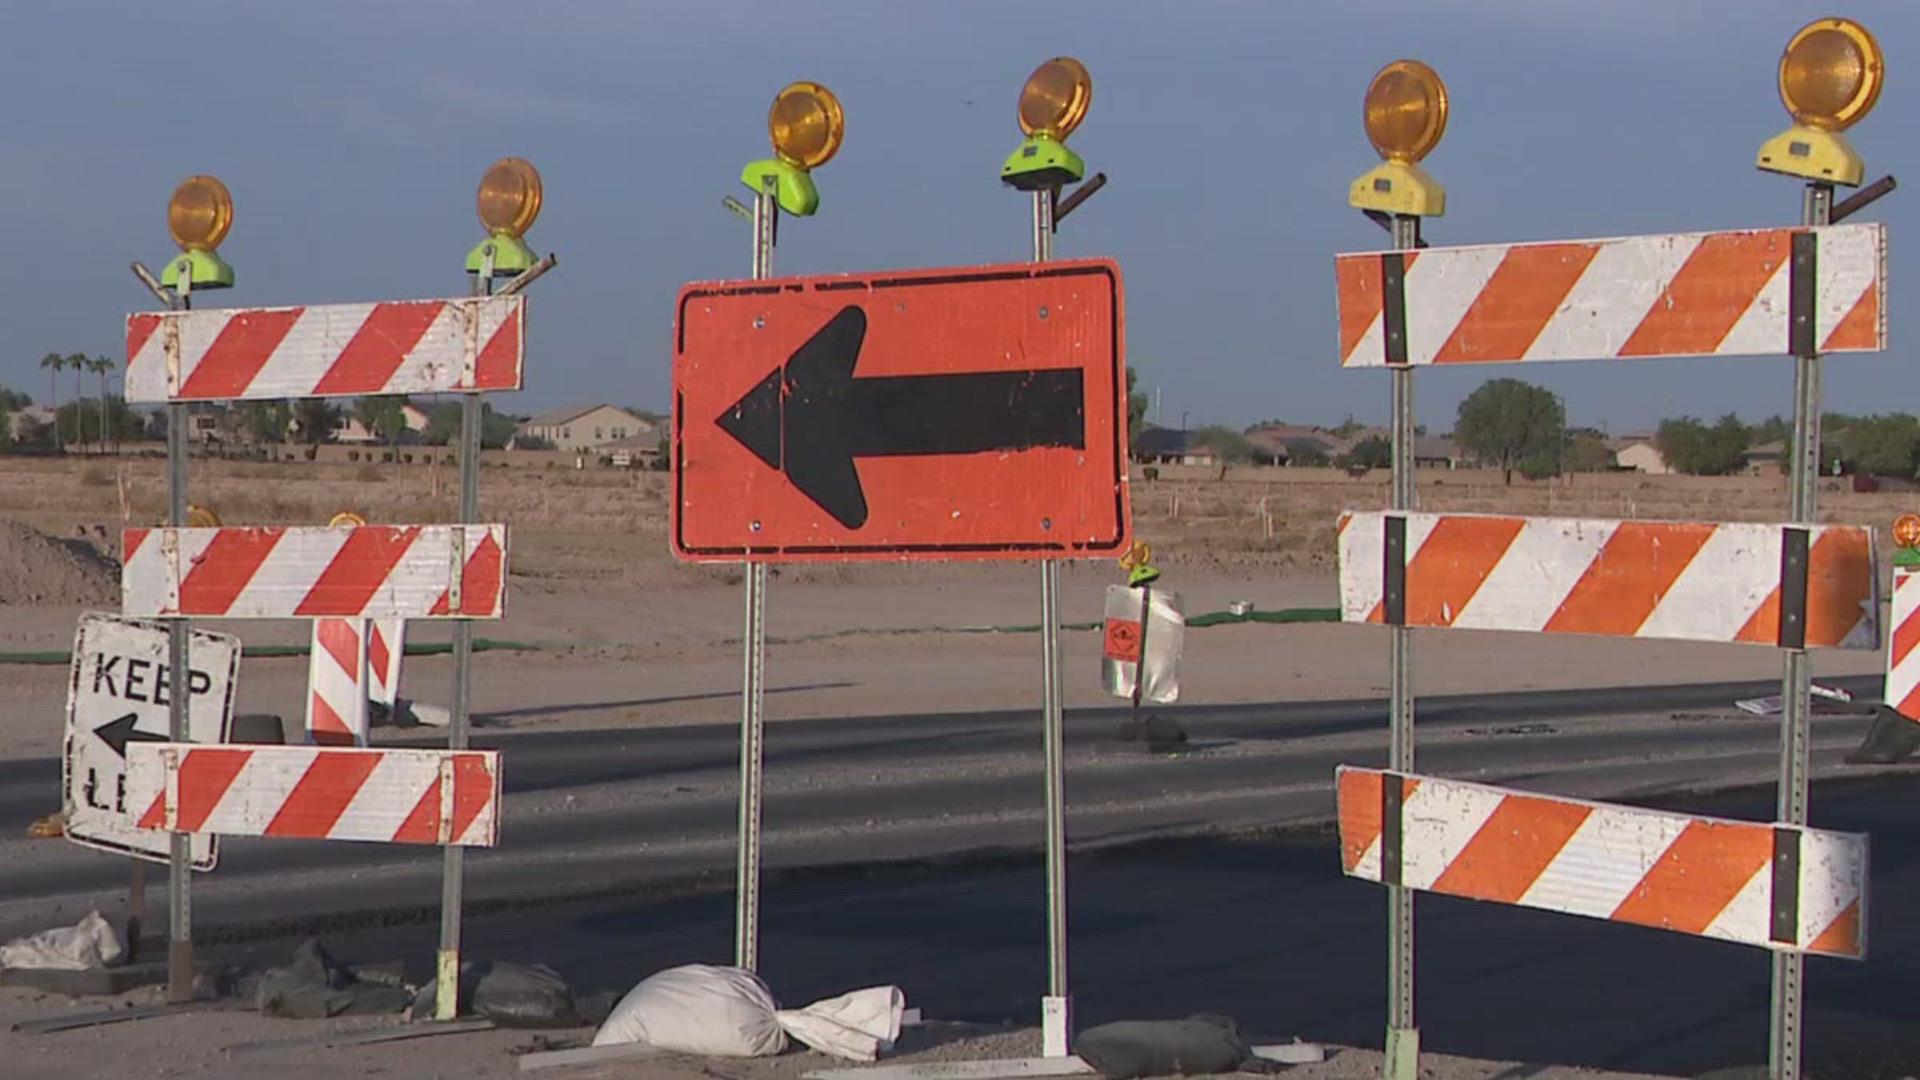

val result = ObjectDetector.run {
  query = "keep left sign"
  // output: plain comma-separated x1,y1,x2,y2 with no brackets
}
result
62,612,239,870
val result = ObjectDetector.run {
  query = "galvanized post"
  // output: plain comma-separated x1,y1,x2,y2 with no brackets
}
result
435,245,494,1020
735,175,777,973
1769,181,1831,1080
165,263,193,1005
1384,211,1420,1080
1031,187,1073,1059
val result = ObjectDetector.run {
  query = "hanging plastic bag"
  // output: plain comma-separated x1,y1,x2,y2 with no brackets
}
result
1102,584,1184,704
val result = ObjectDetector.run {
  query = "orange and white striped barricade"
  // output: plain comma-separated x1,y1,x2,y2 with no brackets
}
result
306,618,371,747
127,744,500,847
1335,224,1884,368
1882,563,1920,722
123,295,525,403
1336,767,1866,959
120,524,507,620
1338,511,1880,649
368,618,405,714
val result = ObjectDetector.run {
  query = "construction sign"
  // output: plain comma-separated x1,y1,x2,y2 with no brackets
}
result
62,612,239,870
672,259,1129,561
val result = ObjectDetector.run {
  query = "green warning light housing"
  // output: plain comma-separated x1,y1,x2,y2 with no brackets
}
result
1001,135,1086,191
160,249,235,291
740,157,821,217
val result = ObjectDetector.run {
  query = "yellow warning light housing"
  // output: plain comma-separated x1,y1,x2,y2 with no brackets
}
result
769,82,846,169
185,504,221,528
1757,18,1883,186
476,158,544,238
1894,513,1920,549
328,511,367,528
168,175,233,252
162,175,236,291
1019,57,1092,140
742,82,845,218
1348,60,1448,218
469,157,543,276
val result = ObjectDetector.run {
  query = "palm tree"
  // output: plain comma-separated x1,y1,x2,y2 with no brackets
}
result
89,357,115,454
37,353,63,452
65,354,87,452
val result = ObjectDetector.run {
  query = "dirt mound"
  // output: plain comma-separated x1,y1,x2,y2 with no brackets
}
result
0,522,120,606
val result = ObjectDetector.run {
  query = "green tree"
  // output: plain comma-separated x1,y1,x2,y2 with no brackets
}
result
86,356,115,453
1657,414,1750,475
1339,435,1392,470
1454,378,1565,484
1837,414,1920,478
57,398,140,446
37,353,64,452
239,402,291,445
1189,424,1252,463
294,399,340,444
1564,432,1615,472
64,353,87,449
0,385,11,451
353,396,408,446
1125,367,1149,447
1330,414,1366,438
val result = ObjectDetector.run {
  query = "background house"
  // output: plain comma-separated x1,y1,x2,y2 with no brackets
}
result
517,404,653,452
331,403,431,444
1609,434,1670,475
1133,426,1219,466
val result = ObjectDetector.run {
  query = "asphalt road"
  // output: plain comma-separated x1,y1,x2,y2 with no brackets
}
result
0,673,1902,944
3,676,1918,1075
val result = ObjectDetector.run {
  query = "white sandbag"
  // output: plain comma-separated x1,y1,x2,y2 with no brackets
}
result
593,964,786,1056
593,964,906,1063
0,910,124,971
774,985,905,1062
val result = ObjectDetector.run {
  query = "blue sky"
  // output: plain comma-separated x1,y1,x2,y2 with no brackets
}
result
2,1,1915,434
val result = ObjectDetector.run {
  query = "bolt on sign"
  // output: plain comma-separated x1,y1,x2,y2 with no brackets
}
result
672,259,1130,562
62,612,239,870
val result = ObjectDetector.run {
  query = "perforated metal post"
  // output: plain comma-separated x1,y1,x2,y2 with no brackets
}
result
165,267,193,1004
435,245,493,1020
1030,187,1073,1058
1384,211,1420,1080
1769,180,1831,1080
735,174,777,973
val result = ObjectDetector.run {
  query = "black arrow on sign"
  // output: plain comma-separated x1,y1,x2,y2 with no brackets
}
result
94,712,166,759
716,305,1086,529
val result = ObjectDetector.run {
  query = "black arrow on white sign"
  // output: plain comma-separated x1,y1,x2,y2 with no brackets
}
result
716,305,1086,529
94,712,166,759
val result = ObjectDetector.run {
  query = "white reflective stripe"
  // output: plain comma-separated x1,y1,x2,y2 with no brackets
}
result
1715,259,1792,356
1797,827,1868,951
305,618,369,744
1818,224,1884,349
1451,517,1615,632
1632,524,1777,641
1344,311,1385,366
199,748,316,835
1337,512,1439,620
125,319,171,400
225,529,350,617
386,302,461,392
1527,233,1700,361
331,750,438,840
1699,863,1773,946
1403,245,1508,365
240,305,343,400
1397,778,1505,892
1517,801,1690,920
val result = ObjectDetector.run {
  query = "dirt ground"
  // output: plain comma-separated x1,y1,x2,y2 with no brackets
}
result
0,986,1679,1080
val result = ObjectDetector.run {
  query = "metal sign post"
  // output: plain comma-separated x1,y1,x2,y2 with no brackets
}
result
1768,177,1830,1080
436,243,492,1020
1384,207,1419,1074
1028,184,1074,1058
164,265,194,1004
736,174,776,973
